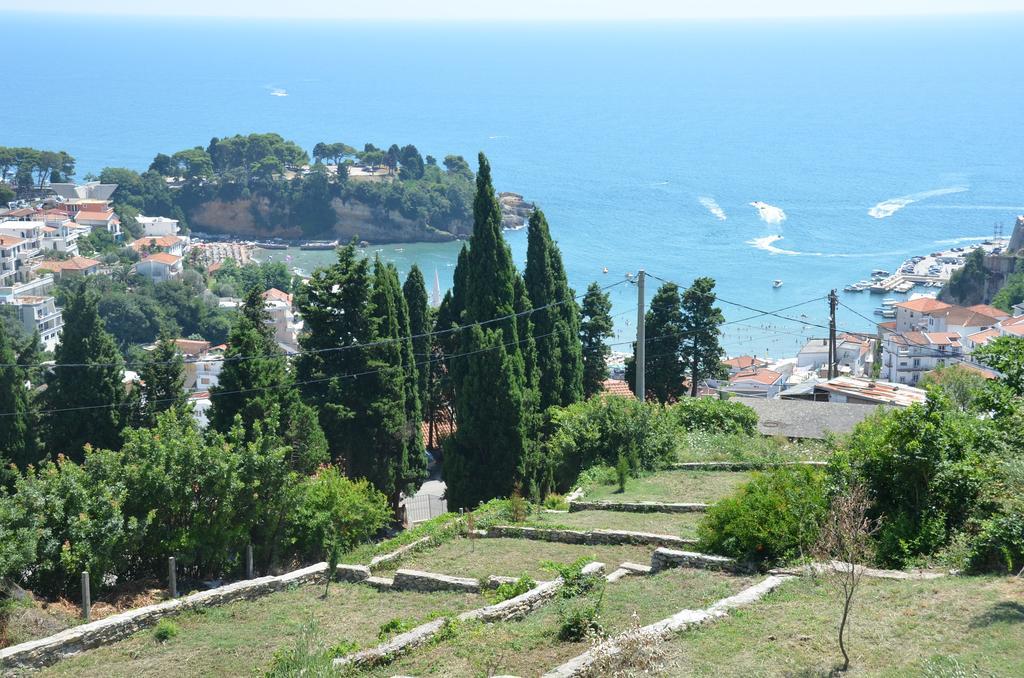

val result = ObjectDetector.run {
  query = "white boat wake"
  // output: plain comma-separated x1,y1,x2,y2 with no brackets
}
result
699,196,727,221
748,235,901,259
268,87,288,97
868,186,968,219
750,201,786,224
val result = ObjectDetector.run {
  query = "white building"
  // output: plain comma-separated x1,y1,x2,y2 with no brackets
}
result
36,217,80,257
130,235,186,258
725,367,787,399
881,331,965,386
74,207,122,237
134,252,183,282
137,215,180,237
262,288,301,351
797,333,874,377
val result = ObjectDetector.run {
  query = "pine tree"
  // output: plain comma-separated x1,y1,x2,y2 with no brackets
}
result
627,282,685,403
524,209,584,409
0,320,35,470
681,277,726,397
446,153,536,508
402,265,430,412
42,282,127,460
137,332,187,426
580,282,614,397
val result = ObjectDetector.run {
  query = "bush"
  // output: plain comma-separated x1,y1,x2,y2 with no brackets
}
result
543,493,568,511
834,394,1004,567
378,617,414,640
153,619,179,642
964,501,1024,574
670,397,758,436
489,575,536,603
697,465,828,567
557,595,604,642
289,467,391,560
576,464,617,489
546,396,676,491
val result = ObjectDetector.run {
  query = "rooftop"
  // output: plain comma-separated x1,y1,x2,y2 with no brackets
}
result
730,368,784,385
35,256,101,272
0,234,26,247
966,304,1010,320
141,252,182,265
733,396,884,440
723,355,768,370
895,298,953,313
600,378,636,398
130,235,183,252
816,376,927,407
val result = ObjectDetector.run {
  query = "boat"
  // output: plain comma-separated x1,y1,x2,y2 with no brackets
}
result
772,279,783,288
256,241,288,250
872,269,889,277
299,240,339,250
881,298,898,306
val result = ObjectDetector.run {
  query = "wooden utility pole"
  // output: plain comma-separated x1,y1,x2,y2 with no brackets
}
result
828,289,838,379
635,270,646,401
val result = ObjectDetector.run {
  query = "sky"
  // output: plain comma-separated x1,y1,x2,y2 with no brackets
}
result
2,0,1023,20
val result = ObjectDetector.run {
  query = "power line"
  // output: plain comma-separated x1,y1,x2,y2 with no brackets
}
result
3,278,629,370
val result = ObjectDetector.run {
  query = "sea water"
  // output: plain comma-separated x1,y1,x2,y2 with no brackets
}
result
3,13,1023,355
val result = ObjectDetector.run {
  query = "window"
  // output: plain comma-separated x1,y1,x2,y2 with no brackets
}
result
913,358,921,368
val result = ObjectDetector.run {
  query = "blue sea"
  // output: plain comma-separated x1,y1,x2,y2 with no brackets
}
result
3,13,1023,356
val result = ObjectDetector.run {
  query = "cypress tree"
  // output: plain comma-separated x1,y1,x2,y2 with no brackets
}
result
580,282,614,398
524,209,583,409
680,277,726,397
627,282,686,403
446,153,535,508
0,320,35,470
137,332,187,426
210,288,327,470
42,282,127,460
402,265,430,412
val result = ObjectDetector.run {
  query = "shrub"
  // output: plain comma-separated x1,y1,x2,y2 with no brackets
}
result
153,619,179,642
557,595,604,642
670,397,758,436
543,493,568,511
615,454,629,493
576,464,617,489
289,467,391,561
964,501,1024,574
697,465,827,567
509,482,528,523
327,639,359,658
489,575,536,603
834,394,1004,567
544,558,602,599
546,396,676,491
378,617,414,640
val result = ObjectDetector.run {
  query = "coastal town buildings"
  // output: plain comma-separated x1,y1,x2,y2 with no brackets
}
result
262,287,301,351
134,252,183,282
814,375,927,407
797,333,874,377
35,256,101,279
137,215,180,237
129,235,186,258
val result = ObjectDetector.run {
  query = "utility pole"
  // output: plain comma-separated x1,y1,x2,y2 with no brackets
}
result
636,269,646,401
827,289,838,380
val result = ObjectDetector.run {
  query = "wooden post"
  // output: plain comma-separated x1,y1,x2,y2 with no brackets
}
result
81,571,91,622
246,544,254,579
168,556,177,598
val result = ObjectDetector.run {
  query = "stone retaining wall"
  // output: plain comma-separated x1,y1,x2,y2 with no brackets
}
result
543,574,793,677
569,500,708,514
0,562,332,671
485,525,694,548
670,461,825,471
369,535,433,569
392,569,481,593
650,547,742,573
334,562,605,668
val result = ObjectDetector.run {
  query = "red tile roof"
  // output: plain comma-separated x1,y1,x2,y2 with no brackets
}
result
130,235,182,252
262,288,293,304
600,379,636,398
173,339,211,355
0,234,25,247
967,328,1000,346
141,252,181,265
723,355,767,370
730,368,784,385
967,304,1010,320
817,376,927,407
420,419,456,448
895,298,952,313
35,256,101,272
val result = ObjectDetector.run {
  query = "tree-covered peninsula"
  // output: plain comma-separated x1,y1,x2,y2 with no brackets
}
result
94,133,530,243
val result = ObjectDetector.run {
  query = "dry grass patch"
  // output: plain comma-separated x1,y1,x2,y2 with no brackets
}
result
34,582,485,678
586,470,752,504
359,567,757,677
658,575,1024,677
375,537,659,581
530,509,703,538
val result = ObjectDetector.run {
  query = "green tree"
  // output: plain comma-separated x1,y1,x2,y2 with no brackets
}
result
944,248,988,306
579,282,614,398
524,209,584,410
992,270,1024,313
974,336,1024,397
445,153,537,507
627,282,685,402
137,333,187,426
680,277,726,397
42,283,128,460
0,321,35,470
403,265,431,411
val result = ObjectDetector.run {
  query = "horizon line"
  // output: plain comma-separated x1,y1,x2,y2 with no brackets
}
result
2,8,1023,22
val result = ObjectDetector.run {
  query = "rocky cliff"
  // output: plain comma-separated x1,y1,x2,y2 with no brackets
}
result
188,193,533,243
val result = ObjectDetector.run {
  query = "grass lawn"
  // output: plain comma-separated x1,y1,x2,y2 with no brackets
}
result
584,470,751,504
360,567,758,677
35,583,486,678
674,431,829,464
376,537,660,581
659,575,1024,677
528,509,704,539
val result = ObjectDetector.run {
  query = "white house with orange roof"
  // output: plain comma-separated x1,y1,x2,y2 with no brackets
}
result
74,207,122,237
797,333,874,377
724,366,787,398
261,287,302,351
137,215,180,237
894,297,952,333
881,331,966,386
34,216,80,256
35,255,101,279
722,355,768,376
130,234,186,258
134,252,182,282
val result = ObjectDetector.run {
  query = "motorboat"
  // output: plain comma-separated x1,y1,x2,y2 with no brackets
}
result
772,279,783,288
